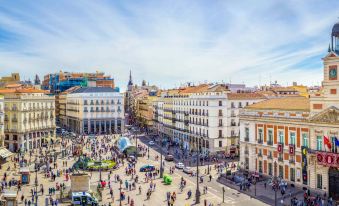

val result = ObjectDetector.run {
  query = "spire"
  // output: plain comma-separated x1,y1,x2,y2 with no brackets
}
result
128,70,133,86
328,44,332,52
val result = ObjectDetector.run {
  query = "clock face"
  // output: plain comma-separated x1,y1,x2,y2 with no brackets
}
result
329,67,337,80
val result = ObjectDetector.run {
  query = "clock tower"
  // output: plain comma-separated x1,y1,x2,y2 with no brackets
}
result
310,22,339,114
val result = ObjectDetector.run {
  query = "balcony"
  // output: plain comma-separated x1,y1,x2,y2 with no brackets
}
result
258,153,263,157
278,157,283,162
289,159,295,164
268,155,273,160
257,139,263,144
267,140,273,146
230,122,237,127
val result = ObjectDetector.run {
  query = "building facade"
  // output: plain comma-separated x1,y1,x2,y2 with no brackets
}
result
0,88,56,152
152,84,266,155
239,22,339,199
66,87,125,134
42,71,116,94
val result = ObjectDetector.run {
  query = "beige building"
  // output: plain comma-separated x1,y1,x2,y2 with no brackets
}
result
239,22,339,199
0,88,56,152
0,95,12,161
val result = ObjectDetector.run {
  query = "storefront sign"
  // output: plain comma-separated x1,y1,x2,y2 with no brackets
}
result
316,151,339,168
301,146,308,185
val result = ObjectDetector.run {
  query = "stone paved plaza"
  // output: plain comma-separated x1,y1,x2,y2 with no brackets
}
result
0,134,268,206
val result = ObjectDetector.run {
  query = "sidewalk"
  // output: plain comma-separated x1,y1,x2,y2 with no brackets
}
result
217,174,332,206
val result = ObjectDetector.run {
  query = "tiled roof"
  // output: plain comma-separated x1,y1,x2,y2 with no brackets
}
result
227,93,266,100
0,88,48,94
246,97,310,111
271,87,298,92
179,84,210,94
71,87,117,93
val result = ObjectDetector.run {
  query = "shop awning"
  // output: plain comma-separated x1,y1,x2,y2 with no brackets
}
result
0,148,13,158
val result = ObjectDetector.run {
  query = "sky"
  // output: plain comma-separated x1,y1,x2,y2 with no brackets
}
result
0,0,339,91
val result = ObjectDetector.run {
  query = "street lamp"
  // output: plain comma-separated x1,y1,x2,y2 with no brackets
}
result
147,144,150,159
160,133,164,178
195,141,201,204
135,134,138,160
207,151,210,175
119,180,123,206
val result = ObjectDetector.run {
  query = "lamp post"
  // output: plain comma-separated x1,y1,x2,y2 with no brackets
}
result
195,143,201,204
135,134,138,160
119,180,123,206
35,156,38,206
147,144,150,159
207,151,210,175
160,133,164,178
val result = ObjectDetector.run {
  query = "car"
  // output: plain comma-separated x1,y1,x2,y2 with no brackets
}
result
165,155,174,161
183,167,193,174
139,164,155,172
148,141,155,145
175,162,184,169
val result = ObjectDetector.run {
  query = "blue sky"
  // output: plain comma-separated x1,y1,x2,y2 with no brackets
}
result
0,0,338,90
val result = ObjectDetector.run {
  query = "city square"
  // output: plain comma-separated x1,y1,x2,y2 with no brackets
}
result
0,1,339,206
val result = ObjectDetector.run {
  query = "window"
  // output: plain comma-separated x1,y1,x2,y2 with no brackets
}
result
268,129,273,144
290,132,296,145
279,131,284,144
231,102,235,108
84,100,88,105
238,102,242,108
290,168,295,182
218,119,222,126
302,133,309,148
258,161,262,173
219,101,222,106
279,165,284,178
245,127,249,141
218,130,222,138
258,128,263,141
317,174,322,189
218,109,223,116
316,136,322,151
268,163,272,176
219,141,222,147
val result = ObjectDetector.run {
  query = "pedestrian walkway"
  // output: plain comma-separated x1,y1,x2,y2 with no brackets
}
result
217,174,336,206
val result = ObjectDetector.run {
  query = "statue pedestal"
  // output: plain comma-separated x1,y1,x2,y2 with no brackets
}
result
70,173,91,193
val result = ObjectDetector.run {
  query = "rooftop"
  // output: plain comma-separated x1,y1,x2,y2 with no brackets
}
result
227,93,266,100
0,88,48,94
71,87,117,93
245,97,310,111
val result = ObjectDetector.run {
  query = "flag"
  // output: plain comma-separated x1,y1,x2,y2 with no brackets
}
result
323,136,332,149
335,137,339,147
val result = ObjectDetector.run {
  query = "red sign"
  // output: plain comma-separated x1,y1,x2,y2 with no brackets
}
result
316,151,339,168
277,144,283,153
289,145,295,155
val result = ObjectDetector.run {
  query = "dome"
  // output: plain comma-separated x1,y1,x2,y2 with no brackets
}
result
332,22,339,36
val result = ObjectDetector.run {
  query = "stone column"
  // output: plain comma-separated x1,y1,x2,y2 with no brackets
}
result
114,119,118,134
99,120,102,134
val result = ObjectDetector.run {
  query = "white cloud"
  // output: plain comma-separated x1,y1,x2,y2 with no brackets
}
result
0,0,338,90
